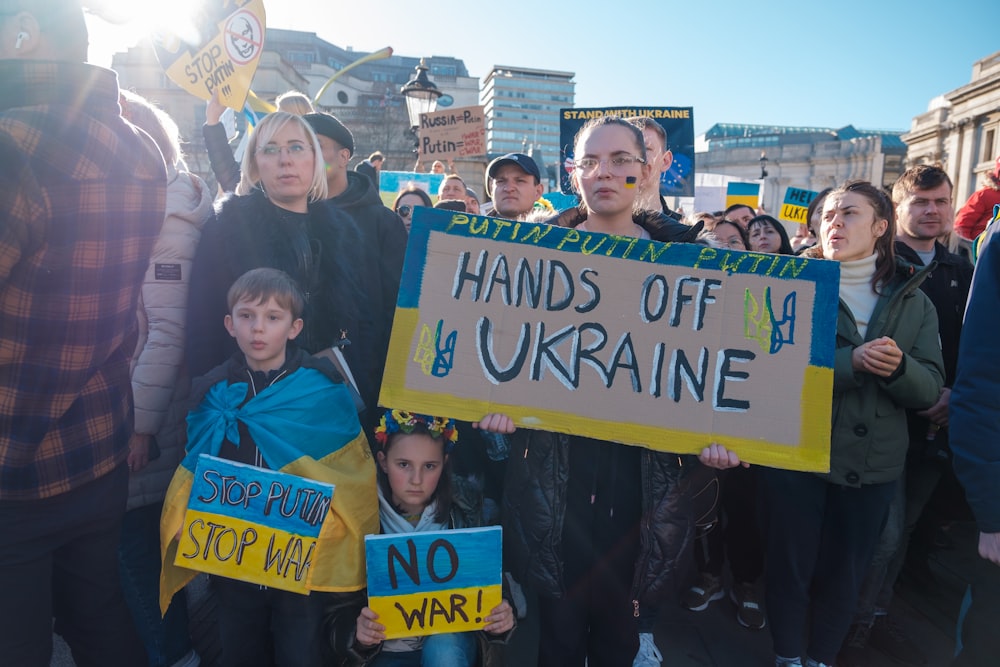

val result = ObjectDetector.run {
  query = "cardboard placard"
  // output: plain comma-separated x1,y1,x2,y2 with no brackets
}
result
379,171,446,209
418,106,486,160
559,107,695,197
174,455,334,593
152,0,266,111
379,207,839,472
779,187,819,225
365,527,503,639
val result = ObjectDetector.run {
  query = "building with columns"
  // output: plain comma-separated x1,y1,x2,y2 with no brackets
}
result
902,49,1000,205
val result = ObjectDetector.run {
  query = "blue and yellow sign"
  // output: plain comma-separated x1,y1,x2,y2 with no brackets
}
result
365,527,503,639
379,207,840,472
174,455,335,594
779,187,819,225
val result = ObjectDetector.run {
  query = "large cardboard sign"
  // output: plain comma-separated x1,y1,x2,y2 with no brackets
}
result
779,187,819,225
152,0,266,111
559,107,695,198
418,106,486,160
726,182,760,210
379,207,839,472
365,527,503,639
174,455,335,593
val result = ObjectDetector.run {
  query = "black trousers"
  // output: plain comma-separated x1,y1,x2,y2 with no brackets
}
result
694,465,764,584
0,463,147,667
760,468,895,665
214,577,327,667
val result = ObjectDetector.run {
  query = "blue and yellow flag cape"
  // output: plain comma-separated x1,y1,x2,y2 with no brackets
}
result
159,367,378,614
972,204,1000,264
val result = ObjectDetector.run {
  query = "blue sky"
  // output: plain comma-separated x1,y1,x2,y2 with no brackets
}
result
86,0,998,136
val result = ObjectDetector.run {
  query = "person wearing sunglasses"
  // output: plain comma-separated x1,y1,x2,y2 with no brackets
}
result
393,187,433,233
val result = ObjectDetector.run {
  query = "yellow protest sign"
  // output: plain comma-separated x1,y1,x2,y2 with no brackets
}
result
380,207,841,473
152,0,266,111
365,527,503,639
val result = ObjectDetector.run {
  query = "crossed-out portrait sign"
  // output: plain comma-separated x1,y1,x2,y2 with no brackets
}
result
380,208,840,472
152,0,266,110
174,455,334,593
365,527,503,639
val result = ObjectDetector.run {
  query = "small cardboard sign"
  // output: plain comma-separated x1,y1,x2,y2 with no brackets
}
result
418,105,486,160
779,187,819,225
152,0,266,111
559,107,696,197
174,455,335,593
365,527,503,639
378,171,446,208
379,207,840,472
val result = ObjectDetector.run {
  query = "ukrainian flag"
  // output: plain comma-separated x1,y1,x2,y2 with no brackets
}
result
726,182,760,210
159,367,378,614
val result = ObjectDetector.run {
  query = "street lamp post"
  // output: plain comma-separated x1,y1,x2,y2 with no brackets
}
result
400,58,442,159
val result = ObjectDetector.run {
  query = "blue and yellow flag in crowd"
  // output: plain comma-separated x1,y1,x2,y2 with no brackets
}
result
159,367,378,614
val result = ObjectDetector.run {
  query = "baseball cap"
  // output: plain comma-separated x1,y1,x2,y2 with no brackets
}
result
485,153,540,196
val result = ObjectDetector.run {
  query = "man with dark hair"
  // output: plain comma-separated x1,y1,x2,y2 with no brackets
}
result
724,203,756,229
485,152,544,220
0,0,165,663
627,116,683,221
355,150,384,187
840,165,972,667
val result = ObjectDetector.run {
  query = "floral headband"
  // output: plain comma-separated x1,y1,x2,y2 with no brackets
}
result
374,409,459,452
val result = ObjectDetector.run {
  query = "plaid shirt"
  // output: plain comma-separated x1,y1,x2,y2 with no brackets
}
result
0,61,166,500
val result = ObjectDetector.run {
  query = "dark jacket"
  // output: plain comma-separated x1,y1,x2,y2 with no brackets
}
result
354,160,377,188
827,259,944,487
950,221,1000,531
327,172,408,411
894,241,972,459
186,189,376,406
202,122,241,193
502,429,707,615
546,207,703,244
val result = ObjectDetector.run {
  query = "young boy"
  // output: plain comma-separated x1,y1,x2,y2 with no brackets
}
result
159,267,378,667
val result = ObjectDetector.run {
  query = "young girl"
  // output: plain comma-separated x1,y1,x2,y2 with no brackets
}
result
341,410,515,666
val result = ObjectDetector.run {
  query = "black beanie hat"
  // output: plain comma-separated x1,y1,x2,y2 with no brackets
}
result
304,112,355,156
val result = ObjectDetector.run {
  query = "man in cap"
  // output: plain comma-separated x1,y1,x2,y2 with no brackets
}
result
486,152,545,220
0,0,165,663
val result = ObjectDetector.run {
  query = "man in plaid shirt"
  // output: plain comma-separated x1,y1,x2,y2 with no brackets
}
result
0,1,166,664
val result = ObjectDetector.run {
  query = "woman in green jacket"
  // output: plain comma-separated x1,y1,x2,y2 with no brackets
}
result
703,181,944,667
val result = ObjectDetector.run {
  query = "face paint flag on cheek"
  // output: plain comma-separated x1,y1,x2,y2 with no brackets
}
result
625,176,637,189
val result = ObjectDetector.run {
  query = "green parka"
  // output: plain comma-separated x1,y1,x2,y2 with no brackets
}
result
827,259,944,487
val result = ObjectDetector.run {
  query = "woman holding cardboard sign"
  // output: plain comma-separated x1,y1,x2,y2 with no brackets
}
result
487,117,710,667
706,181,945,667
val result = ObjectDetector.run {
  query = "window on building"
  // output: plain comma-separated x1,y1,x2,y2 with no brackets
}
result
984,129,996,163
431,64,457,77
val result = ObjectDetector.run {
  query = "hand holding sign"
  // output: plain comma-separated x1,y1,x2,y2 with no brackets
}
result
152,0,266,111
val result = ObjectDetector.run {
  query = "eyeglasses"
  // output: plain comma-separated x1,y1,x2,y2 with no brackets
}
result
257,143,312,159
574,154,645,177
396,205,413,217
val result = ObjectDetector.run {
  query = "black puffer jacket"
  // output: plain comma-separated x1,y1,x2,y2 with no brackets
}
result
502,429,710,614
327,172,408,410
186,189,376,404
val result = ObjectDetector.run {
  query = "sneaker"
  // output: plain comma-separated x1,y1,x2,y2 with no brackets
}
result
837,623,872,667
775,656,803,667
169,650,201,667
681,572,724,611
730,582,766,630
804,659,833,667
633,632,663,667
868,615,928,665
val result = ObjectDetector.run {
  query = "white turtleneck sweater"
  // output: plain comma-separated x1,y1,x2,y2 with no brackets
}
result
838,253,880,339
